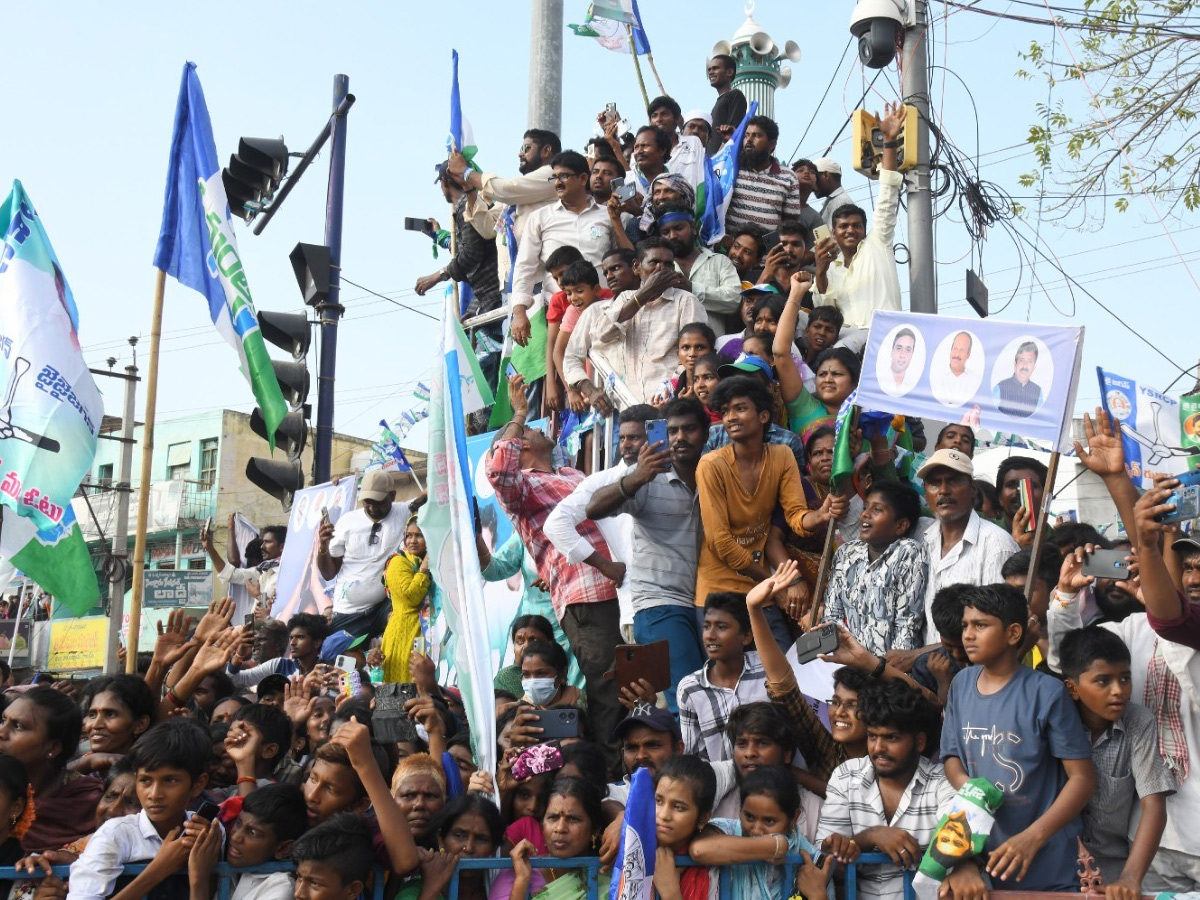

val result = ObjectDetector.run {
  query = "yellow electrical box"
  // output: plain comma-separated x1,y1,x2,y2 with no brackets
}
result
851,105,917,179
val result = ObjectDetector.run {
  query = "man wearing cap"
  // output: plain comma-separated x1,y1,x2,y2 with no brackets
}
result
725,115,804,235
682,109,712,149
812,157,853,229
606,703,694,806
317,469,415,648
813,103,909,354
657,203,741,332
905,448,1018,666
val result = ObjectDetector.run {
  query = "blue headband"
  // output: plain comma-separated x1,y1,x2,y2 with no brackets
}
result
657,210,693,227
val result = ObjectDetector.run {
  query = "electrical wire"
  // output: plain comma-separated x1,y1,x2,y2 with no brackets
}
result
338,277,439,321
786,36,853,163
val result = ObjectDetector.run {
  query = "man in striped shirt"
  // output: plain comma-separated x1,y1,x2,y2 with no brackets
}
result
725,115,804,234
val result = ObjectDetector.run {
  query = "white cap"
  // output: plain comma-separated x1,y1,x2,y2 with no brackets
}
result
683,109,712,127
813,157,842,175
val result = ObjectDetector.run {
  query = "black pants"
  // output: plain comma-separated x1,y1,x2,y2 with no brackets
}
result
560,599,623,776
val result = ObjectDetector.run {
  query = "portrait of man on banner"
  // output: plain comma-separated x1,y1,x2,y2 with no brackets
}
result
931,329,984,408
991,337,1053,419
876,323,926,398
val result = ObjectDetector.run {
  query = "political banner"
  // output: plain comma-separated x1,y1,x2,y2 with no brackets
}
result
1097,368,1196,489
143,570,214,608
48,616,107,670
271,479,358,620
0,182,103,530
856,311,1084,451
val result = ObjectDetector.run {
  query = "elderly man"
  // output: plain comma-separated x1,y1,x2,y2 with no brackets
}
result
933,331,979,407
317,470,414,651
682,109,712,148
657,204,741,331
563,238,707,410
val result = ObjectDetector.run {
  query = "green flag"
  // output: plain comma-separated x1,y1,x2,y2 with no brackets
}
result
0,507,99,616
830,392,858,494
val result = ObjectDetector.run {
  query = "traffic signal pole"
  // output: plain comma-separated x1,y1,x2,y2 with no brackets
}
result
902,0,936,313
313,75,350,484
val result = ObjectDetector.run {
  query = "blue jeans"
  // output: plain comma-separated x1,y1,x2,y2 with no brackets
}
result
634,604,704,714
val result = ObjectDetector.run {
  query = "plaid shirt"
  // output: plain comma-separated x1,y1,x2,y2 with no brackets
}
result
486,438,617,619
766,672,845,783
677,652,767,761
816,756,957,900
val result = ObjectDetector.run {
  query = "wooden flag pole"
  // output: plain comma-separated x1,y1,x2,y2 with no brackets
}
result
806,406,860,630
627,25,651,108
1022,450,1060,605
125,268,165,673
645,52,667,97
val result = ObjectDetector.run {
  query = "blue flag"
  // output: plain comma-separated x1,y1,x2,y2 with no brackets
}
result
153,62,287,450
609,765,656,900
447,50,478,168
700,101,758,246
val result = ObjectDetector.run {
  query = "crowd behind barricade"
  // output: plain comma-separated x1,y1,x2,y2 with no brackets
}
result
3,55,1198,900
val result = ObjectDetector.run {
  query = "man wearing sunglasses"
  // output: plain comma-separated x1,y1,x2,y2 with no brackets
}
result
318,469,420,658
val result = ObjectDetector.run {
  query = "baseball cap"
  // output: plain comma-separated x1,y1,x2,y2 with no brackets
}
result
813,157,842,176
683,109,713,127
740,283,779,297
613,702,682,744
916,448,974,480
1172,536,1200,556
719,355,774,381
359,469,395,502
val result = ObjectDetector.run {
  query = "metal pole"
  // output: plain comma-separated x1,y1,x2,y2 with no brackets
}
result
901,0,936,313
527,0,563,134
104,345,139,674
314,75,351,485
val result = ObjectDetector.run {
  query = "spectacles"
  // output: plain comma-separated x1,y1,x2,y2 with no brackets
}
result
547,173,585,183
368,522,382,546
827,698,859,712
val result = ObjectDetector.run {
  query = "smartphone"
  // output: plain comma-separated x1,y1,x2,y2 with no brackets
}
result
604,102,618,122
794,622,839,665
1017,477,1037,532
1081,548,1132,580
403,217,431,233
244,614,254,626
1157,470,1200,524
762,230,781,251
813,224,831,245
506,362,519,378
194,800,221,823
645,419,668,450
528,708,580,740
334,654,357,673
373,682,420,743
320,506,330,526
614,179,637,203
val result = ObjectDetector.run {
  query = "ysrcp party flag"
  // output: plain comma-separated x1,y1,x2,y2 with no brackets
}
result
0,182,103,531
0,505,99,616
570,0,651,54
609,765,656,900
1097,367,1193,489
153,62,288,450
447,50,479,170
701,101,757,246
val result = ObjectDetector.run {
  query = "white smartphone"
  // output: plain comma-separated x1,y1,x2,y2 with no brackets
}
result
334,654,356,673
813,224,831,245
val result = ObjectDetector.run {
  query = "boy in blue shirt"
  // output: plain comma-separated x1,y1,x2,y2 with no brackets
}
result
941,583,1096,892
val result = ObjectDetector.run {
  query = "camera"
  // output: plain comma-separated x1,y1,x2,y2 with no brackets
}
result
849,0,908,69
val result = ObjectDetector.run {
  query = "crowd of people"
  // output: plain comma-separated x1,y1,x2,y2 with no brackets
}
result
1,54,1196,900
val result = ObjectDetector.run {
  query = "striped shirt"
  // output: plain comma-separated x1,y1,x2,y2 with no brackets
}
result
725,159,804,233
678,652,768,762
816,756,957,900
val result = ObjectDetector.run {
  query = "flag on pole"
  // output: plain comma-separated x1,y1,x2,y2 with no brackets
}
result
830,391,859,494
0,507,99,616
417,291,496,787
609,764,656,900
414,382,432,403
700,101,758,246
153,62,288,450
442,286,493,414
0,182,103,531
570,0,652,54
447,50,480,170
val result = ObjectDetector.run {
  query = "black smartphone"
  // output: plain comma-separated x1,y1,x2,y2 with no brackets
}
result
794,622,839,665
529,708,580,740
404,217,431,233
1081,549,1131,580
244,614,254,626
762,230,781,251
194,800,221,822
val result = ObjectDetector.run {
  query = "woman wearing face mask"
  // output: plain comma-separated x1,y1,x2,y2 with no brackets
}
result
518,641,583,711
381,517,441,682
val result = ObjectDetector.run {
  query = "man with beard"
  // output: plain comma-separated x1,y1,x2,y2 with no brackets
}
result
759,220,813,294
812,157,853,229
725,115,804,234
656,204,740,331
995,455,1049,549
447,129,560,346
509,150,615,344
817,682,968,900
813,102,908,354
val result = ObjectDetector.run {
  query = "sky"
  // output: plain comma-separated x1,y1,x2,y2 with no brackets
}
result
3,1,1198,455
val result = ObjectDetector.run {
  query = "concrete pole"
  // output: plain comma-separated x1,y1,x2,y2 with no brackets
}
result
901,0,936,313
528,0,563,135
104,342,139,674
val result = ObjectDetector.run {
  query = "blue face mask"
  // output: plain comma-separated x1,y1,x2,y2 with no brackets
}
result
522,677,558,706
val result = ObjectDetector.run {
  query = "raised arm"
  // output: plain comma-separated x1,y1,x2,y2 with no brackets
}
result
1075,409,1141,546
774,272,812,404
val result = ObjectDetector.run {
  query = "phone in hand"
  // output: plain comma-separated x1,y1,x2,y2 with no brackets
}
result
528,708,580,740
507,362,519,378
813,224,831,245
404,217,432,234
762,230,781,251
604,102,619,123
1017,477,1037,532
1081,549,1131,580
793,622,839,665
334,654,357,673
645,419,668,450
320,506,330,526
613,178,637,204
1156,470,1200,524
194,800,221,823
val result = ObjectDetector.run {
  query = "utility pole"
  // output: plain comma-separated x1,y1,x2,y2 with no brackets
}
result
528,0,563,134
313,74,350,484
89,338,140,674
901,0,936,313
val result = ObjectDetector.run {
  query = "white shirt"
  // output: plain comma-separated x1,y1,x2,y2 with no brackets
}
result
473,164,558,293
329,502,411,613
683,249,742,332
813,169,904,329
931,365,982,408
217,561,279,604
510,197,615,309
921,510,1018,642
67,810,224,900
231,870,294,900
544,461,635,627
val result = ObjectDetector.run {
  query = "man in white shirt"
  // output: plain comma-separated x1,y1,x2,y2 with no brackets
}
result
812,103,909,353
317,469,414,654
813,157,854,228
913,448,1018,652
200,523,285,616
564,238,707,408
509,150,615,333
880,327,920,397
932,331,981,408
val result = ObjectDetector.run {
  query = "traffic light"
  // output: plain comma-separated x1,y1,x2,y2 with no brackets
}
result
223,138,289,222
245,310,312,509
290,242,333,308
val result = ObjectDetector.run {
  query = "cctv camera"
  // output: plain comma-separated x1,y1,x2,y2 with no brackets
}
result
849,0,905,69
